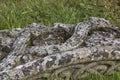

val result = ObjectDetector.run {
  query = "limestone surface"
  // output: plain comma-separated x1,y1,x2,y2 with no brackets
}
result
0,17,120,80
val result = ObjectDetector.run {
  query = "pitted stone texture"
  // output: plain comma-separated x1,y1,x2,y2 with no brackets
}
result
0,17,120,80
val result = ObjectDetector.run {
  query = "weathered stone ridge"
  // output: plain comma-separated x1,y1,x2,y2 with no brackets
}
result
0,17,120,80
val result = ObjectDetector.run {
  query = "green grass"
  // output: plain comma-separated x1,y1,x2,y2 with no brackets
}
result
0,0,120,30
0,0,120,80
36,71,120,80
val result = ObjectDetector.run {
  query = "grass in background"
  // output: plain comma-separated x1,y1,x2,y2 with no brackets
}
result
0,0,120,29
